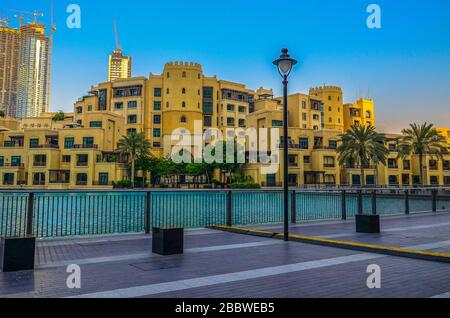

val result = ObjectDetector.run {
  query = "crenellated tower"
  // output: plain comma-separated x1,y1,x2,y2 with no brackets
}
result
309,86,344,131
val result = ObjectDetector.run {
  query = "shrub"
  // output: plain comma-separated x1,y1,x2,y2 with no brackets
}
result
230,182,261,189
115,180,132,189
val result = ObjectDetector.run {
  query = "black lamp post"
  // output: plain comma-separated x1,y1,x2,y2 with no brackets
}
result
273,48,297,242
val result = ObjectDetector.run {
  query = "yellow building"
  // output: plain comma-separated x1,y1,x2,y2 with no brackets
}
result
343,98,375,131
108,49,132,82
1,60,450,189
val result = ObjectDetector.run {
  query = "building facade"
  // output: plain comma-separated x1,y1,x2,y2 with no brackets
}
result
16,23,49,118
1,61,450,189
0,25,20,117
108,49,132,82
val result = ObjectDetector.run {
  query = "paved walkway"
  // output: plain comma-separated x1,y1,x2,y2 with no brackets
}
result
1,212,450,298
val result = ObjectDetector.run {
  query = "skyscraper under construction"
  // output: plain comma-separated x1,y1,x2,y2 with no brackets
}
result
0,14,50,119
0,21,20,117
16,22,49,118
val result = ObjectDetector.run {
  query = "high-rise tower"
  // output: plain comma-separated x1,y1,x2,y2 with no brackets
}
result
16,22,49,118
108,49,132,82
0,23,20,117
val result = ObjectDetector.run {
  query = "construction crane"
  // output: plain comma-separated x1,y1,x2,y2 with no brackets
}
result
46,2,56,113
114,19,122,52
11,9,43,26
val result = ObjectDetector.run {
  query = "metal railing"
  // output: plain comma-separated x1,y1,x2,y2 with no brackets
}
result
1,187,449,239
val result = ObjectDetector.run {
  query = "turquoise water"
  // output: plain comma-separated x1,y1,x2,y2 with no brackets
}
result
0,191,448,238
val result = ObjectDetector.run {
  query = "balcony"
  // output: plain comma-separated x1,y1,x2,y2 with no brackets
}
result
33,162,47,167
73,144,98,149
76,162,88,167
2,141,23,148
0,163,25,169
30,144,59,149
323,163,336,168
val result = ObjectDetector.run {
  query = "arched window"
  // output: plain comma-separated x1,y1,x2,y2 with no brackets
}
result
198,73,200,79
180,115,187,123
166,88,170,94
167,72,170,78
182,71,186,78
166,102,169,108
182,101,186,108
366,111,371,119
328,106,332,111
329,117,332,123
182,88,186,94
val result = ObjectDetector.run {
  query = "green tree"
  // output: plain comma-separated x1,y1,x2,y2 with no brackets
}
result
398,123,447,185
0,110,5,118
52,111,65,121
213,140,245,183
186,161,215,184
337,125,388,186
117,132,151,188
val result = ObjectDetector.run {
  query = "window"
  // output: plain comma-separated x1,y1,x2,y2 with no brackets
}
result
303,156,311,164
166,102,169,108
76,154,88,167
89,121,102,128
128,101,137,109
11,156,21,167
238,106,246,113
329,117,332,123
128,115,137,124
98,89,107,110
328,106,332,111
62,155,71,163
88,105,93,112
154,115,161,124
182,71,186,78
429,160,438,170
388,158,398,169
329,140,337,149
115,102,123,109
29,138,39,148
444,160,450,170
403,160,411,170
33,154,47,167
3,173,14,185
227,104,235,112
180,116,187,123
154,101,161,110
288,155,297,167
238,119,245,127
366,111,371,118
64,137,74,149
302,112,307,121
167,72,170,78
313,114,319,120
182,88,186,94
0,156,4,166
324,156,335,168
127,128,137,135
272,120,283,127
82,137,94,147
98,173,109,185
204,116,212,127
76,173,88,185
33,173,46,185
299,138,309,149
227,118,235,126
402,174,410,185
182,101,186,108
389,175,399,185
430,176,439,185
154,88,162,97
153,142,161,148
302,100,306,109
76,106,83,114
203,102,213,114
153,128,161,138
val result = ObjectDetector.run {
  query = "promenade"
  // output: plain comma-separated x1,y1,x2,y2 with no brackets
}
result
1,211,450,298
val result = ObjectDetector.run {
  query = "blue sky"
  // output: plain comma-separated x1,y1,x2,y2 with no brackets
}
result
2,0,450,132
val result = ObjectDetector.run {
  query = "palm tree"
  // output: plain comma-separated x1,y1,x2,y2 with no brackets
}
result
117,132,151,188
337,125,388,187
397,123,447,186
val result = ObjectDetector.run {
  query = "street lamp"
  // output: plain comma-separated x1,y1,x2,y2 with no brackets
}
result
273,48,297,242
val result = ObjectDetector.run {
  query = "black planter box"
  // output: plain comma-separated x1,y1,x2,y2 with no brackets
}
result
0,236,36,272
356,215,380,234
152,228,184,255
